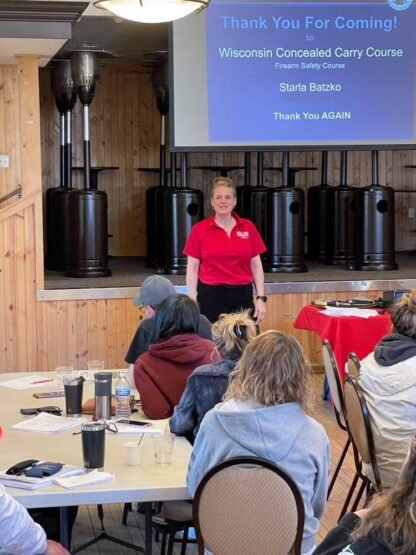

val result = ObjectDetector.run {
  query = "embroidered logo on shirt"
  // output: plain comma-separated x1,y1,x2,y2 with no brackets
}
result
236,231,249,239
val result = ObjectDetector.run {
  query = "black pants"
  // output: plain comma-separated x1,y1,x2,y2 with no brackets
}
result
197,281,255,323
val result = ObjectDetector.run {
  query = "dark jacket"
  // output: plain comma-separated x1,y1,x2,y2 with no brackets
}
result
133,333,215,419
125,314,212,364
314,513,394,555
169,357,236,439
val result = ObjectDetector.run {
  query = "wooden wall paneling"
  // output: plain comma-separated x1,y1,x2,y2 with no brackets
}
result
17,56,42,197
5,65,21,197
107,299,120,369
3,216,17,369
0,67,5,200
97,299,109,364
77,300,89,369
395,192,415,251
0,220,6,369
67,300,79,369
14,207,28,371
24,204,38,367
36,298,48,370
120,72,133,255
118,298,128,368
56,301,69,367
86,300,99,362
46,301,59,369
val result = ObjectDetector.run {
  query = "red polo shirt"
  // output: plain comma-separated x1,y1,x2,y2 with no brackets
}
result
183,213,266,285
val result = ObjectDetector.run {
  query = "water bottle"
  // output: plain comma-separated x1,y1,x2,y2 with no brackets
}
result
115,372,131,418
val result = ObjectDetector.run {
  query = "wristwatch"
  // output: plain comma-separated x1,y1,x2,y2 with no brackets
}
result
256,295,267,302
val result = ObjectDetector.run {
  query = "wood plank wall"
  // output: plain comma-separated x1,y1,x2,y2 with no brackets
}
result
39,68,416,256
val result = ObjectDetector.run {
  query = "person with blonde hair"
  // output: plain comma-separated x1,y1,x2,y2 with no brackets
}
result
169,310,257,440
358,289,416,488
184,176,267,324
314,433,416,555
187,330,330,555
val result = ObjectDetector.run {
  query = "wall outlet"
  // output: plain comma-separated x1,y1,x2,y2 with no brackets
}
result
409,208,415,219
0,155,9,168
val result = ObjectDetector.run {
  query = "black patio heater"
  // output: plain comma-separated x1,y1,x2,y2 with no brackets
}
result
46,60,77,270
354,151,398,270
265,151,306,273
146,57,169,268
163,153,204,275
236,152,268,246
325,151,356,266
67,51,111,277
307,151,330,261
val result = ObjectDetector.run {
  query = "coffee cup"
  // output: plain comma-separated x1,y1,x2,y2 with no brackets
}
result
81,421,105,471
64,375,84,417
124,442,143,466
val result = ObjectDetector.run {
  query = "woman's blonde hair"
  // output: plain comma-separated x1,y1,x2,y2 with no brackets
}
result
224,330,312,410
392,289,416,339
211,310,257,359
353,434,416,554
211,176,236,198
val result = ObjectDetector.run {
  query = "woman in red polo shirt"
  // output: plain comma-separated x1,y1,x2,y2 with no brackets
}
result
184,176,267,323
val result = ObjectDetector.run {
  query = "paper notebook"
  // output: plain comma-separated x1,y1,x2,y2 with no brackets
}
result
12,412,87,434
0,464,84,490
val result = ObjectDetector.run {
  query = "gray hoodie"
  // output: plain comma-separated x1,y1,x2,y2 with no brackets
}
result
187,400,330,554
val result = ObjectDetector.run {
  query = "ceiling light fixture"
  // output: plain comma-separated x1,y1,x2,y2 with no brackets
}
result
93,0,210,24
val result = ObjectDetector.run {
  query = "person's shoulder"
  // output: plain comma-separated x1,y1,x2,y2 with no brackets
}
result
235,214,259,230
140,317,155,332
303,413,330,443
192,359,233,377
191,217,212,232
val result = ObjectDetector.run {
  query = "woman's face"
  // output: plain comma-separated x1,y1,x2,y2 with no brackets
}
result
211,186,236,217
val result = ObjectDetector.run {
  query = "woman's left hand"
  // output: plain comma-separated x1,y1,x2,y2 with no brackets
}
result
254,298,266,323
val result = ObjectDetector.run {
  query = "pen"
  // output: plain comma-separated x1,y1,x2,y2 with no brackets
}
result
31,379,54,385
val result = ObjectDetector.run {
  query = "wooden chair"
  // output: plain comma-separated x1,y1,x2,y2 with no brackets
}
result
347,352,361,381
342,376,382,517
322,339,351,499
193,456,305,555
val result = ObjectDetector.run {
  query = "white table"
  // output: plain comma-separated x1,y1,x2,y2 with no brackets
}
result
0,372,192,553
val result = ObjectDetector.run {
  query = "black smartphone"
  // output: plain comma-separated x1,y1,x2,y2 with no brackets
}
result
6,459,39,476
33,391,64,399
20,406,62,416
118,419,150,427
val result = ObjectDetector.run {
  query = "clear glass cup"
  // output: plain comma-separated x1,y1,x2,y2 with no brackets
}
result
55,366,73,389
86,360,105,381
152,433,175,466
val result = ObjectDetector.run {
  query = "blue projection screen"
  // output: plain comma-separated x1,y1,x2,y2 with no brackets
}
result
171,0,416,150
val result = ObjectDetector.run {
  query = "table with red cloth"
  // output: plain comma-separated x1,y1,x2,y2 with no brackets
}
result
294,305,392,382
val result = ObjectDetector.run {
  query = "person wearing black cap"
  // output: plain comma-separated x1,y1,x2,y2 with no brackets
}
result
125,276,212,384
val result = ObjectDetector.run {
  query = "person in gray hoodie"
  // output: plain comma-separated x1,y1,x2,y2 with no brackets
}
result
359,289,416,489
187,330,330,555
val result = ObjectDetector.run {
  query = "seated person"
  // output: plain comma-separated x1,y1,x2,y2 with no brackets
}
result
359,289,416,489
314,433,416,555
169,310,257,440
125,275,211,386
187,331,330,555
0,483,69,555
134,294,217,419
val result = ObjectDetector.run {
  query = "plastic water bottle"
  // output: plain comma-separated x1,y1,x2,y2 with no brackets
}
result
115,372,131,418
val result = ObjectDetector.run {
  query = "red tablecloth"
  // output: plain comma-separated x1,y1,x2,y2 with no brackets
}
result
294,305,392,381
